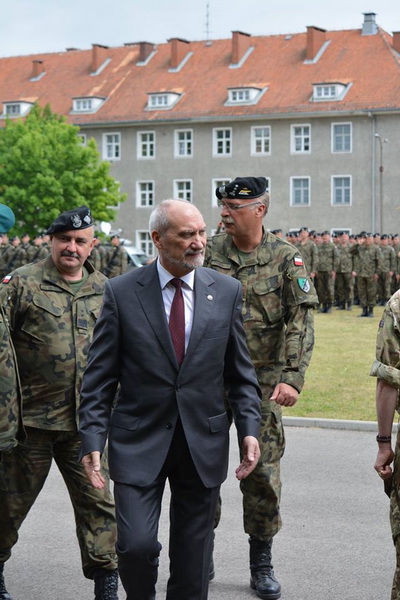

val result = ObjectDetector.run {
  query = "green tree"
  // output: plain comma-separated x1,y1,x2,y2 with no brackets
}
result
0,104,126,235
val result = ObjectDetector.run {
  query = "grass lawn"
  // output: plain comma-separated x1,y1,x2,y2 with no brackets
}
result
282,305,385,422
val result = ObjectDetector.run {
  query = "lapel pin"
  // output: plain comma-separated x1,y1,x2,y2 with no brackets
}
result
207,294,213,301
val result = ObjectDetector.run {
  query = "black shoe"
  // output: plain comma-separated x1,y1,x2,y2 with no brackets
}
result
0,564,13,600
367,306,374,318
358,306,368,317
346,302,352,311
249,538,281,600
94,569,118,600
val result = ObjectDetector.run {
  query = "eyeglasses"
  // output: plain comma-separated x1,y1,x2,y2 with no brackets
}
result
216,199,261,211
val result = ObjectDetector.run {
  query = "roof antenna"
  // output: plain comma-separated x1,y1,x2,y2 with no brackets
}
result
205,2,212,46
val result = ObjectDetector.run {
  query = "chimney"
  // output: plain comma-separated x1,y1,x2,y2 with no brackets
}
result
306,26,326,61
362,12,378,36
31,60,44,79
168,38,190,69
138,41,154,63
393,31,400,53
91,44,109,72
231,30,251,65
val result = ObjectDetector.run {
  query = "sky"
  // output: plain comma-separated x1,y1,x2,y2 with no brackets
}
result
2,0,400,58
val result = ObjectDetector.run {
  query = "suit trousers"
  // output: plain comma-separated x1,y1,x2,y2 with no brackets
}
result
114,419,220,600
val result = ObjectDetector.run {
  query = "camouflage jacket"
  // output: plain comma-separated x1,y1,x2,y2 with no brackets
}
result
380,245,396,273
352,244,382,277
204,230,319,393
0,256,107,431
317,242,339,272
0,304,23,452
370,290,400,411
298,240,318,274
102,245,128,278
336,244,354,273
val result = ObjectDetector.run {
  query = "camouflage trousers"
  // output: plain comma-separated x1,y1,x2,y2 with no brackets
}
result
377,272,393,303
357,276,377,308
215,392,285,541
335,272,353,304
316,271,334,304
0,427,117,579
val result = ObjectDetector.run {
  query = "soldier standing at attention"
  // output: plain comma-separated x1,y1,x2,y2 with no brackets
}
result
204,177,318,600
378,234,396,305
352,232,382,317
298,226,318,280
103,234,128,278
316,230,338,313
0,206,118,600
335,231,355,311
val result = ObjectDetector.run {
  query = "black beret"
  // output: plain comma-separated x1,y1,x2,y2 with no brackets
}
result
299,227,309,233
215,177,268,200
0,204,15,234
381,234,389,240
46,205,93,235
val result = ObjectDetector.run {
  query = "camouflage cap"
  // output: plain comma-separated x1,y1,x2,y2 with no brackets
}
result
46,205,93,235
215,177,268,200
0,204,16,233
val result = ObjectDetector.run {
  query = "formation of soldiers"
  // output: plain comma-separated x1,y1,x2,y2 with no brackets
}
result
271,227,400,317
0,231,130,280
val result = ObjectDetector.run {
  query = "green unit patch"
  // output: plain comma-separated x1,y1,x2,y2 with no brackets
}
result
297,278,311,293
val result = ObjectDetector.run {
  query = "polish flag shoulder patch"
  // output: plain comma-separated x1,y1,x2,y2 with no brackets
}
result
294,256,304,267
2,274,12,284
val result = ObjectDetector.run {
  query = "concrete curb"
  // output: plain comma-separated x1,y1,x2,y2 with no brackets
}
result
282,416,398,433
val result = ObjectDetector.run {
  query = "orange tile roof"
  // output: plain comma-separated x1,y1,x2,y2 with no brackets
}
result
1,26,400,126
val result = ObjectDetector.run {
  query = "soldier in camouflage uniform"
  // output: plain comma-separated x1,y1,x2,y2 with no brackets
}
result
0,206,118,600
371,289,400,600
27,233,49,263
204,177,318,600
352,232,382,317
298,227,318,279
378,235,396,305
335,231,355,310
316,230,339,313
102,235,128,278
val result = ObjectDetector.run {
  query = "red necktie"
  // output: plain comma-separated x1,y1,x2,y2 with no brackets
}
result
169,278,185,365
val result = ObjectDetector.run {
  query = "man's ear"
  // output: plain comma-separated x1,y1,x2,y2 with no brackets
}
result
152,230,162,250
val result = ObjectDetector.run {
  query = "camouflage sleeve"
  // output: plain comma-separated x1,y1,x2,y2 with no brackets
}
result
0,274,21,331
333,246,340,271
370,292,400,387
280,304,315,392
311,244,318,273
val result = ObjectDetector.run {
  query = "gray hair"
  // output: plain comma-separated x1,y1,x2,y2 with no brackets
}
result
148,199,190,235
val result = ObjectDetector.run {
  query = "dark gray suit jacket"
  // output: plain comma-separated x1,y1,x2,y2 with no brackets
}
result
79,261,261,488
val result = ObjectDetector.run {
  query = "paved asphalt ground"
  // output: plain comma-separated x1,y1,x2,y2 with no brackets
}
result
4,420,395,600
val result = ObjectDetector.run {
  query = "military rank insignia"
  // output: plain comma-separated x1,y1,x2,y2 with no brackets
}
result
294,256,304,267
297,278,311,293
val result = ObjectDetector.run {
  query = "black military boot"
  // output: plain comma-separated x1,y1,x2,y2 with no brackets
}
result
94,569,118,600
325,303,332,313
358,306,368,317
346,301,352,311
367,306,374,318
0,564,13,600
249,537,281,600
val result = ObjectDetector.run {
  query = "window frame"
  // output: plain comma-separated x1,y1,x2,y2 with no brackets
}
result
331,175,352,206
174,129,193,158
251,125,271,156
212,128,232,157
331,122,352,154
291,124,311,154
136,180,155,208
137,131,156,159
136,230,154,256
173,179,193,202
102,132,121,161
290,176,311,207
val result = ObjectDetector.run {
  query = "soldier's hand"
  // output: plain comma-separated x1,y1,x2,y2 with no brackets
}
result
270,382,299,407
236,436,260,480
374,446,395,480
81,451,105,489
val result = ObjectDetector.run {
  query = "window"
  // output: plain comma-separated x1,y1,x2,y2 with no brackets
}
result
212,178,232,207
72,97,105,113
136,181,155,207
251,126,271,155
77,133,87,146
174,180,192,202
147,92,181,110
136,231,154,256
102,133,121,160
137,131,155,159
213,128,232,156
291,125,311,153
290,177,310,206
225,87,266,106
332,176,351,205
312,83,349,102
332,123,352,153
2,101,33,118
174,129,193,157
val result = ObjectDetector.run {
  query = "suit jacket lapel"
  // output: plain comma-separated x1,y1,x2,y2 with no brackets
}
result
184,268,215,363
135,262,178,367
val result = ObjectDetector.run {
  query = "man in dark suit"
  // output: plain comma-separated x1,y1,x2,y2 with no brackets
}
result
79,199,262,600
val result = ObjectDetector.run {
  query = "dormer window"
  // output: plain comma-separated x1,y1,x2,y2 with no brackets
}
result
146,92,181,110
225,87,266,106
312,83,350,102
2,101,33,118
71,96,105,114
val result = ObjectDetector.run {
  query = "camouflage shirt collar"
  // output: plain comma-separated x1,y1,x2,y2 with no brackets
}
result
41,256,99,295
226,228,275,266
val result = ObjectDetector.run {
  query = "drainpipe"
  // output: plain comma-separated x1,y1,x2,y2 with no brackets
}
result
369,113,377,233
